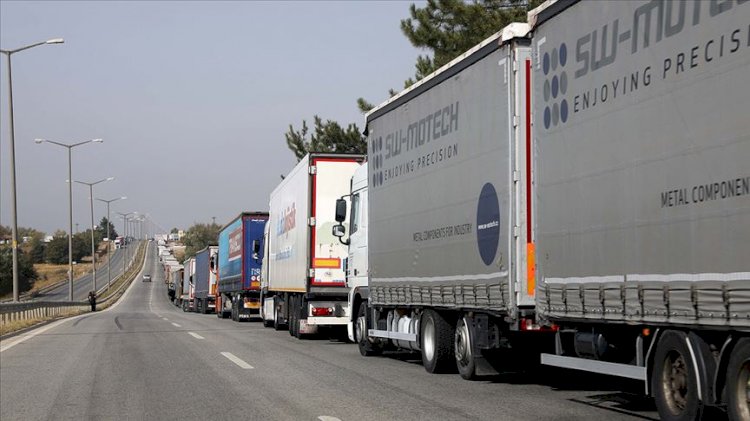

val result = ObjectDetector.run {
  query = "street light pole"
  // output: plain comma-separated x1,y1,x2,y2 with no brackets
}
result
36,138,102,301
117,212,133,278
74,177,113,294
96,196,126,290
1,38,64,302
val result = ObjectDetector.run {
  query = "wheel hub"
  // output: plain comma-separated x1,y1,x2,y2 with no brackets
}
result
356,315,366,343
737,360,750,420
423,320,435,361
455,319,471,367
662,351,689,414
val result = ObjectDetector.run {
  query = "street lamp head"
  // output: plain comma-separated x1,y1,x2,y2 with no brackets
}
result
45,38,65,45
121,196,128,200
106,176,115,181
34,138,45,144
92,138,103,143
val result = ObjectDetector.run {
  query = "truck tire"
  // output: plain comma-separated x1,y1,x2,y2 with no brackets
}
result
454,315,476,380
201,299,208,314
356,302,381,356
420,310,456,374
651,330,703,421
289,295,298,337
273,298,285,331
726,338,750,421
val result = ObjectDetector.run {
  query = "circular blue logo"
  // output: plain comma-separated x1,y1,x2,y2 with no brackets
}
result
476,183,500,266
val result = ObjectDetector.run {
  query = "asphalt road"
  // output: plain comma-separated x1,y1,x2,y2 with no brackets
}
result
1,242,664,421
37,242,139,302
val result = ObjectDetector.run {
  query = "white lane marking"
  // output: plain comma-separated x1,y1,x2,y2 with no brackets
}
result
162,318,169,321
221,352,254,369
188,332,204,339
1,245,152,353
318,417,342,421
0,317,70,353
171,322,181,328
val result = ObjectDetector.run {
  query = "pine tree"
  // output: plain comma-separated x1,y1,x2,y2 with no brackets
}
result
285,116,366,162
357,0,542,113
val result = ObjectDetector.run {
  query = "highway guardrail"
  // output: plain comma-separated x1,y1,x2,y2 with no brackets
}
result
0,241,147,335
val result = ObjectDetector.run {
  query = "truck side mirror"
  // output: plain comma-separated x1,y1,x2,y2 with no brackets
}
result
332,224,346,238
332,224,349,245
335,198,347,222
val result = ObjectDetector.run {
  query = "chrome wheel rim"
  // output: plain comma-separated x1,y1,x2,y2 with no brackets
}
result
454,317,471,369
660,351,689,415
423,317,435,362
736,360,750,420
356,315,366,343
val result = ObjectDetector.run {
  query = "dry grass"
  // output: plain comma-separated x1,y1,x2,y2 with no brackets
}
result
34,263,93,287
0,318,44,336
0,308,86,336
1,247,116,299
172,247,185,262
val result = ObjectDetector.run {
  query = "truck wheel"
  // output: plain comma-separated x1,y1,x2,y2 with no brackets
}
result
420,310,456,374
455,316,476,380
273,298,285,331
356,302,381,356
726,338,750,421
289,295,298,337
652,330,703,421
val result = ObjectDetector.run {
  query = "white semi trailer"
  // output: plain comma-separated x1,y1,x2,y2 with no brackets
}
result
261,153,365,338
351,1,749,420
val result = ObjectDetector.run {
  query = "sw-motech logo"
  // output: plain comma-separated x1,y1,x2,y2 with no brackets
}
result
370,136,384,187
542,42,570,130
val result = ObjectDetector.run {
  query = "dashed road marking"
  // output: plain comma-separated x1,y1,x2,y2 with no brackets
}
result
318,417,342,421
188,332,204,339
171,322,181,328
221,352,254,369
162,318,168,321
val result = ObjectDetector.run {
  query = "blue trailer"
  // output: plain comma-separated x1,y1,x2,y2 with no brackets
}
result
216,212,268,321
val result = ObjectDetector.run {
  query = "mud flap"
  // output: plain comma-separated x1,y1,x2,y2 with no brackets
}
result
299,319,319,335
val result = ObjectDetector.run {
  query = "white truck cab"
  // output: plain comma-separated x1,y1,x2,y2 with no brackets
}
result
332,162,368,342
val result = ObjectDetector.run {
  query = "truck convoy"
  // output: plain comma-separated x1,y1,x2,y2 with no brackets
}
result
329,1,750,420
216,212,268,321
260,153,365,338
157,1,748,419
193,246,218,314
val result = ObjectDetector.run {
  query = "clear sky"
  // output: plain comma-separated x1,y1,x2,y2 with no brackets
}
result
0,0,422,235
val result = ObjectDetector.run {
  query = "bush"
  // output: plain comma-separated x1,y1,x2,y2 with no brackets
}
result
0,246,38,295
